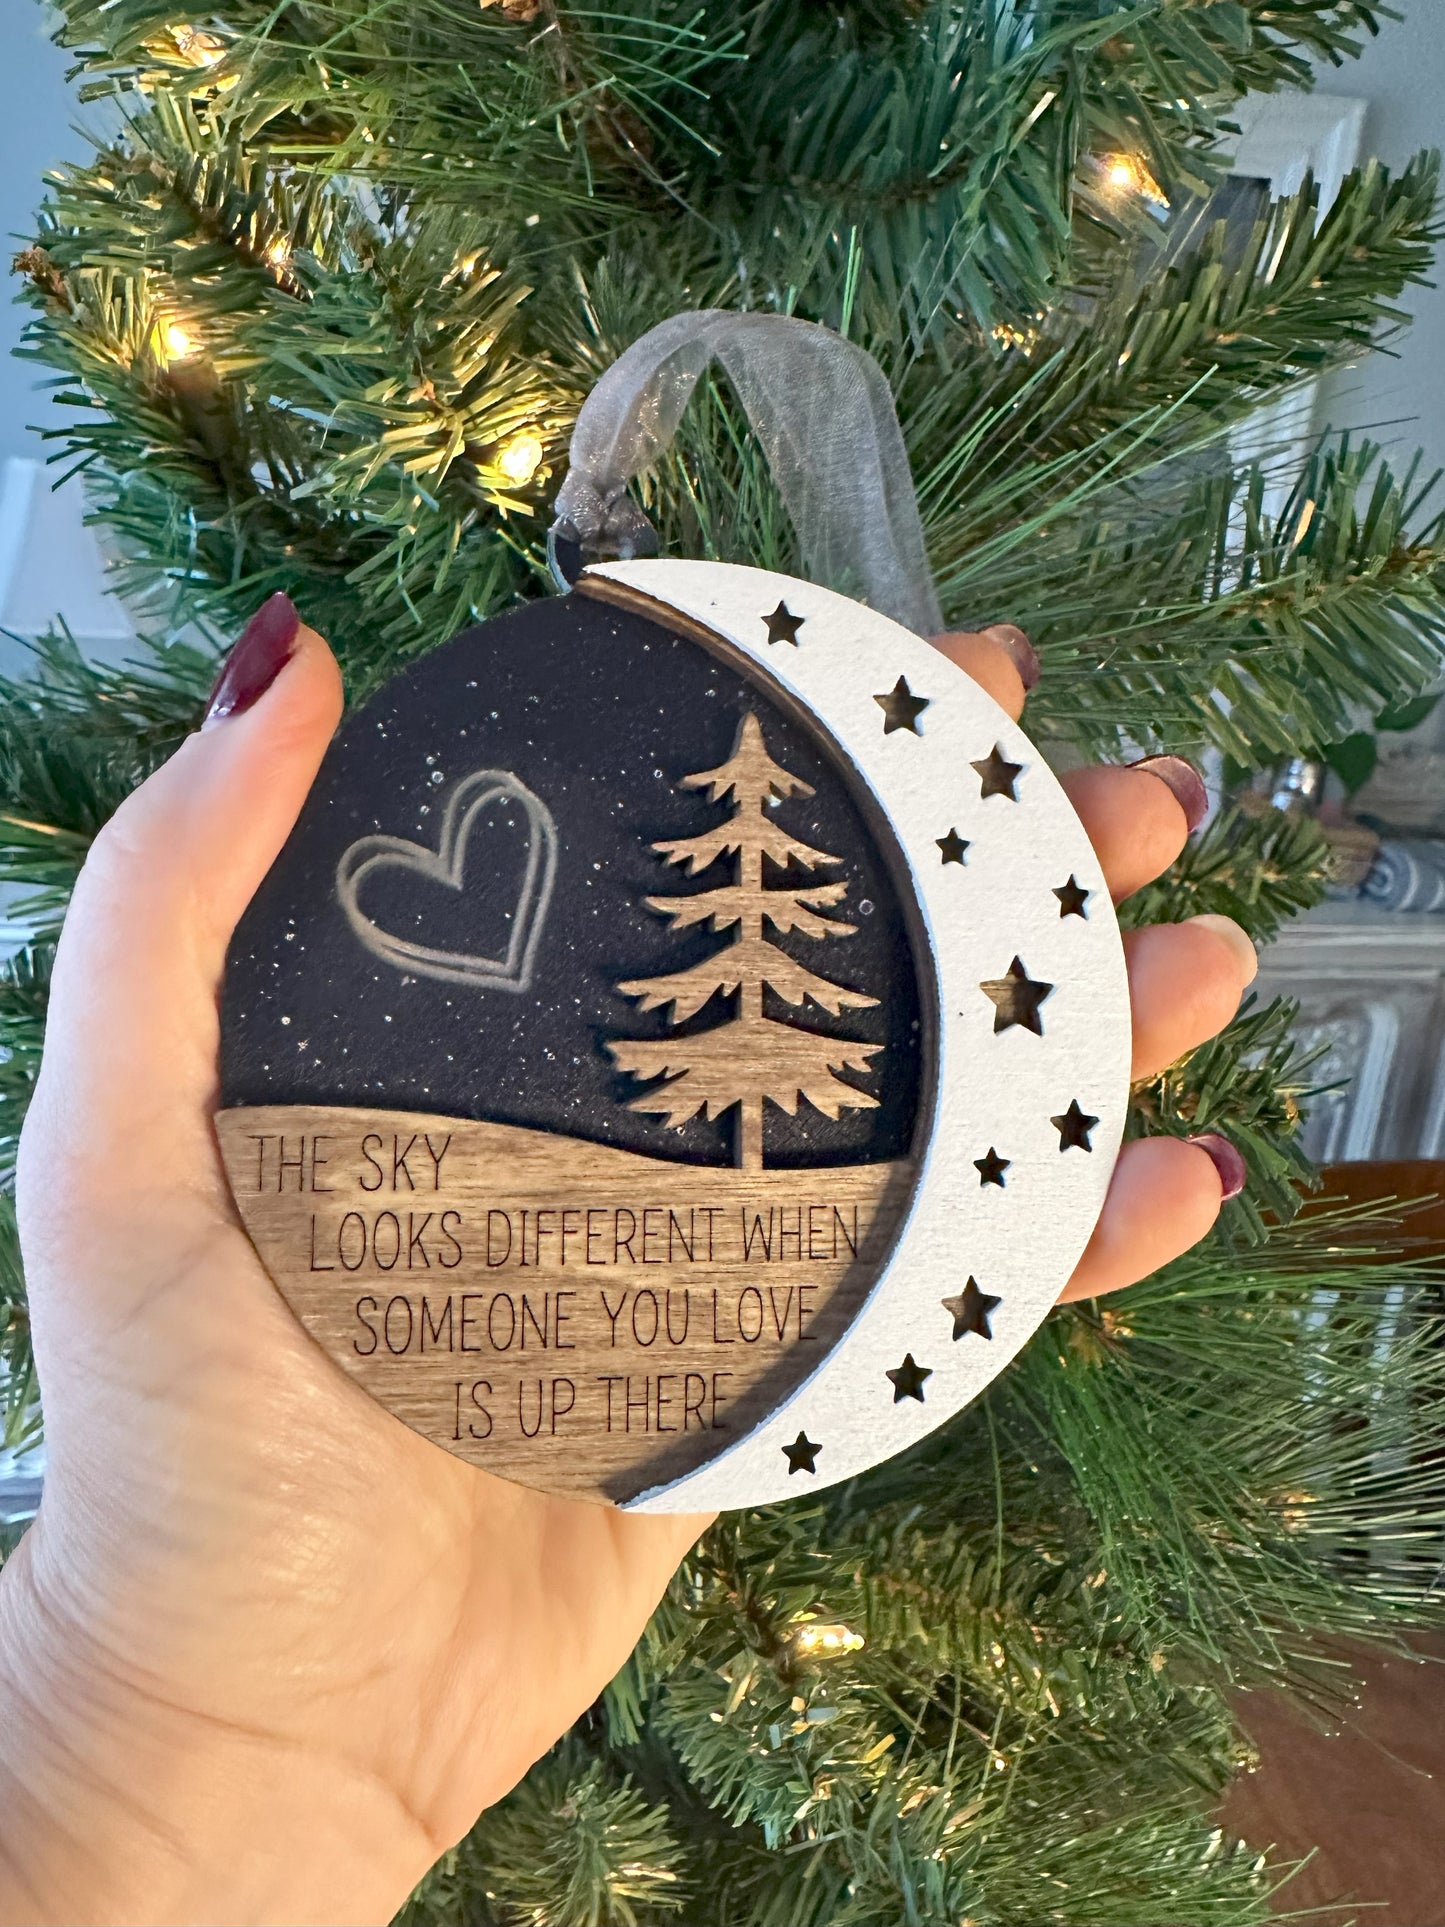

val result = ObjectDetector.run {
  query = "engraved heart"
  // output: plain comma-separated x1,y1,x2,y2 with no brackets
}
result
335,769,558,993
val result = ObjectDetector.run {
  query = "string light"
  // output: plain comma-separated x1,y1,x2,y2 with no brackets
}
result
442,253,500,292
1280,1490,1315,1533
155,314,221,415
990,319,1040,355
162,319,199,361
497,430,545,486
1095,151,1168,209
789,1620,864,1658
166,24,226,67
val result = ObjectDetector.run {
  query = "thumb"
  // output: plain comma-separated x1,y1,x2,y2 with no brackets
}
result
20,595,343,1207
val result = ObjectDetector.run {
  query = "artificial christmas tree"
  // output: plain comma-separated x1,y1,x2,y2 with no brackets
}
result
5,1,1445,1920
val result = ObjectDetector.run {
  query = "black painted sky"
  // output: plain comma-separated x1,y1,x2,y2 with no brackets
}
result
222,590,924,1168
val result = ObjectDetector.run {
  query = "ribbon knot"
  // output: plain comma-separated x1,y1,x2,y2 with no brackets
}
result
553,474,658,555
550,310,941,638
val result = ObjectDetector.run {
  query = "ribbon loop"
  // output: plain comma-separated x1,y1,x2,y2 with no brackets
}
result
550,311,942,638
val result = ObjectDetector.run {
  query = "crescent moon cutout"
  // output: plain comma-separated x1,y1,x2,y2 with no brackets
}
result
577,562,1131,1513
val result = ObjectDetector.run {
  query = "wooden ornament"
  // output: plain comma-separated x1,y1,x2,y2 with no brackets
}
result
219,561,1130,1510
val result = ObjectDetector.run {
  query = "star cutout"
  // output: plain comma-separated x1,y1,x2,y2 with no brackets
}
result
979,956,1054,1036
936,827,970,865
1052,1099,1099,1151
942,1277,1001,1342
874,676,930,735
783,1430,821,1475
885,1353,932,1403
763,600,804,646
1054,875,1090,918
972,744,1023,800
974,1147,1010,1188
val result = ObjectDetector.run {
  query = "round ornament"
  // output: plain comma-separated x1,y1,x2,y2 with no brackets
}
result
218,556,1130,1511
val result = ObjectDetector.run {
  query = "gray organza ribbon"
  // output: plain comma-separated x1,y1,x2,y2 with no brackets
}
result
551,310,943,637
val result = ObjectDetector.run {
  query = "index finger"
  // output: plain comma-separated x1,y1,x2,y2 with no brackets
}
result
928,623,1038,721
1061,758,1206,901
929,625,1204,901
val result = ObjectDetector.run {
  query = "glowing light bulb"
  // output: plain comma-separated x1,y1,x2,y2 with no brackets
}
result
991,318,1040,355
789,1620,864,1658
1096,151,1168,208
164,320,198,359
497,431,544,486
170,24,226,66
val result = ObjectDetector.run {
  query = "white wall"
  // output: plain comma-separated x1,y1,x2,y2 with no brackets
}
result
1,4,129,650
0,9,129,654
1314,12,1445,473
1,9,75,466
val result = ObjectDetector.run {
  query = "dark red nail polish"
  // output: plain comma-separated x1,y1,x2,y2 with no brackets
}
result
984,623,1040,691
204,593,301,729
1129,753,1208,832
1189,1132,1246,1201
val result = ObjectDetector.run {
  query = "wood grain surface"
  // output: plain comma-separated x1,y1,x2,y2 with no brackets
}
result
218,1103,913,1504
609,709,884,1172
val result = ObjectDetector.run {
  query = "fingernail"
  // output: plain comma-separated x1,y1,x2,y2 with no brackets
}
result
1185,912,1259,986
1189,1132,1246,1201
1129,754,1208,832
204,593,301,729
981,623,1040,691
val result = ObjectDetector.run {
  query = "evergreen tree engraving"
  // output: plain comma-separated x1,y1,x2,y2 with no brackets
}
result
609,713,882,1171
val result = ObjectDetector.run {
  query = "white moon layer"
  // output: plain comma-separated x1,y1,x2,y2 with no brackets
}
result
581,559,1132,1514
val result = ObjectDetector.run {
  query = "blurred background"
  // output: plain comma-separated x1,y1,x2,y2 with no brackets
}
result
0,9,130,656
2,6,1444,1920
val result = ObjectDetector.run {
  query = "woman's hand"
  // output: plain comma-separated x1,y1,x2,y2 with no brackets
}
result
0,599,1254,1927
932,622,1251,1302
